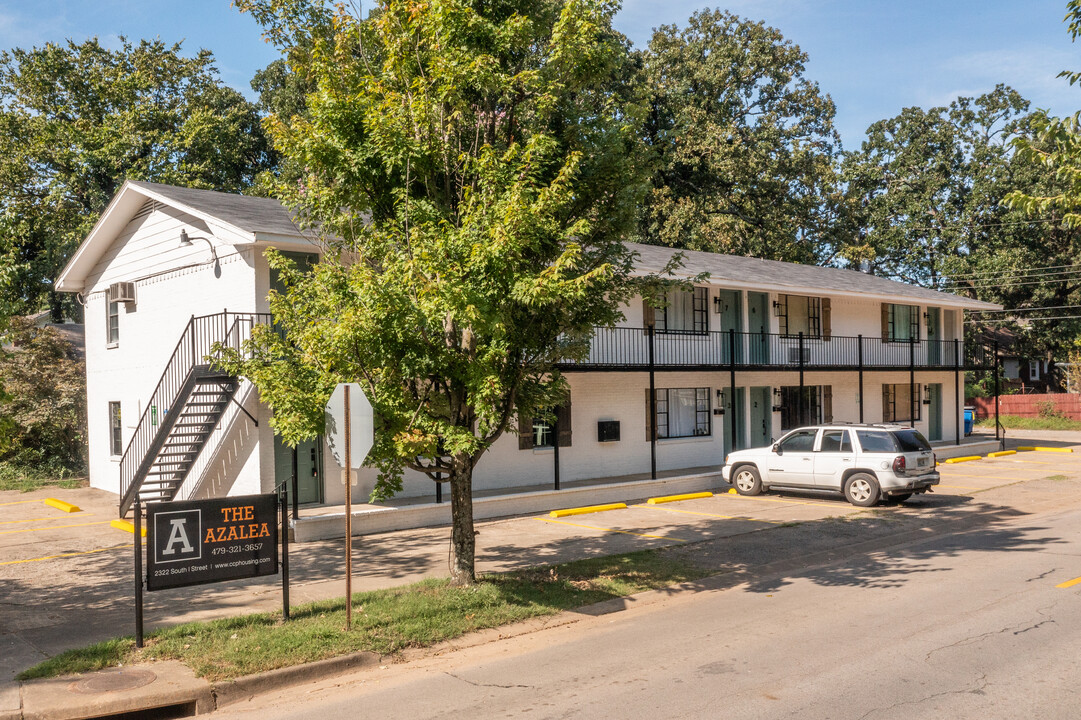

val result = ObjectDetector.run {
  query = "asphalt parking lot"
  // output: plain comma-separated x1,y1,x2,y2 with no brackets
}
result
3,433,1081,681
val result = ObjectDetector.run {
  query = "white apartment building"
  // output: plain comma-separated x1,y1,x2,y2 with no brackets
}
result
55,181,1000,519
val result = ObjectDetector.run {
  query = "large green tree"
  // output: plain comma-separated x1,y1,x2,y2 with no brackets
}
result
227,0,647,584
639,9,843,263
0,38,276,324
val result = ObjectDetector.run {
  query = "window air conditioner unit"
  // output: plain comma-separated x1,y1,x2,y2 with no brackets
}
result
107,282,136,304
787,347,810,363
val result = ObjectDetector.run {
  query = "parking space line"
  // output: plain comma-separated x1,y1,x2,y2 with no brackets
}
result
714,493,841,509
539,517,686,542
0,520,112,536
632,504,782,524
0,543,130,566
0,499,44,507
0,513,94,526
1056,575,1081,589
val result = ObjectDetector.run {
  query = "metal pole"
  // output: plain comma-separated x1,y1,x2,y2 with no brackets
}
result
858,334,864,424
954,339,961,446
553,412,561,490
648,326,657,480
281,487,290,621
909,337,916,427
344,385,352,631
798,332,805,425
291,445,299,521
436,472,442,504
993,341,1002,448
729,328,737,452
134,498,143,649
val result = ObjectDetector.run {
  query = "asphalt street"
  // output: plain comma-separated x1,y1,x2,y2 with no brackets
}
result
213,482,1081,719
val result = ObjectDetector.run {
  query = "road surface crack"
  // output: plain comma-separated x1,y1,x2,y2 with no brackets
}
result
857,673,989,720
444,671,533,690
925,613,1056,662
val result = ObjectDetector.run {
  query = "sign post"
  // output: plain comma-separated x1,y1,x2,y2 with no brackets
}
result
325,383,374,632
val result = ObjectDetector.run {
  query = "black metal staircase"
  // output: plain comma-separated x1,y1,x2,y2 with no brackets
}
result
118,312,271,516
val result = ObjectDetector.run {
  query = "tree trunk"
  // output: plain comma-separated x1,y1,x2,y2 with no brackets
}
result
448,455,476,585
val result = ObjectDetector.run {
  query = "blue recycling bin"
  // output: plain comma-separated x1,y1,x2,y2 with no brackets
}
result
964,407,975,436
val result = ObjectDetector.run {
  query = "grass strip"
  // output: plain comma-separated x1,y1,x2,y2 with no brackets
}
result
18,548,705,683
976,415,1081,432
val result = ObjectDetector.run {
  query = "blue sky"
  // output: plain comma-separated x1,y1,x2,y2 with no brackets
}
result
0,0,1077,149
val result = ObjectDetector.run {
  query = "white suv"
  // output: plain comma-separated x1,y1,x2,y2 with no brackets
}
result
721,424,939,506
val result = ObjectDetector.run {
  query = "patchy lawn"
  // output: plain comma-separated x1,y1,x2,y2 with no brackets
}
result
976,414,1081,432
0,463,86,492
18,549,706,682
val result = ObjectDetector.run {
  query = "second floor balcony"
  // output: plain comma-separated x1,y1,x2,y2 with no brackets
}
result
556,327,994,372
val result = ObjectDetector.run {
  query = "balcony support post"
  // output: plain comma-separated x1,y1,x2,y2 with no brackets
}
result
858,335,864,424
910,337,916,427
954,339,961,446
729,328,737,452
798,332,805,424
649,326,657,480
994,340,1002,449
553,414,560,491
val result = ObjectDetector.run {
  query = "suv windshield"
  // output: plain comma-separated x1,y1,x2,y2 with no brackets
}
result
894,429,932,452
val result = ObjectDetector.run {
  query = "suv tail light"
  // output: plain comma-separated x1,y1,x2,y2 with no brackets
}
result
892,455,906,473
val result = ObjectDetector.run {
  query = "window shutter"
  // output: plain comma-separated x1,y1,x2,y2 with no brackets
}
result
910,305,920,341
645,389,654,441
643,298,655,335
556,398,572,448
822,298,832,341
915,383,922,422
881,304,890,343
518,413,533,450
882,385,892,423
823,385,833,423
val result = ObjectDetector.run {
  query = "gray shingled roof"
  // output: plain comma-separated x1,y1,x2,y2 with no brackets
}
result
130,182,996,309
627,242,999,309
130,181,302,237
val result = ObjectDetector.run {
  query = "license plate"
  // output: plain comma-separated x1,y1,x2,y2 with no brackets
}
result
917,458,929,467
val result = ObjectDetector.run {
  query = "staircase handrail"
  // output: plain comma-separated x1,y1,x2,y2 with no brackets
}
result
118,311,272,514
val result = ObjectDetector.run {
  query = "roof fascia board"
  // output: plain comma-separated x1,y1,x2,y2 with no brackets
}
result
252,232,324,252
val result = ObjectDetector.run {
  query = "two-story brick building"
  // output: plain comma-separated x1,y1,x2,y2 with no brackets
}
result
55,181,1000,526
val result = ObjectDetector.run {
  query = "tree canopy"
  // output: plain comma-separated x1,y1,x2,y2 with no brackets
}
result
227,0,647,584
639,9,843,263
0,37,276,325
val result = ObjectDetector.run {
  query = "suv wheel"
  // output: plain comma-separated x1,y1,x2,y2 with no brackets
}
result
733,466,763,496
844,473,880,507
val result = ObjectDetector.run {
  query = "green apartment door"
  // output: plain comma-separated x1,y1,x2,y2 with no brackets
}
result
721,387,747,457
748,292,770,364
928,383,943,442
750,386,772,447
270,251,323,505
717,290,743,363
927,307,941,365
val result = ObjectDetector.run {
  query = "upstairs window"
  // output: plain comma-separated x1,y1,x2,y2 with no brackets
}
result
777,294,830,339
107,301,120,345
655,287,708,335
882,303,919,342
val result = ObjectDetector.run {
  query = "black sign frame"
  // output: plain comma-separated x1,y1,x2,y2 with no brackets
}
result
145,493,279,591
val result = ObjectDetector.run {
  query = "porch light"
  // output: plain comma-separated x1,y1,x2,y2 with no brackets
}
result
180,229,222,278
772,300,783,316
923,386,932,405
772,387,783,412
713,295,722,313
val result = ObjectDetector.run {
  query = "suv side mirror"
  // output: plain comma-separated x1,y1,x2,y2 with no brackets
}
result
772,443,781,455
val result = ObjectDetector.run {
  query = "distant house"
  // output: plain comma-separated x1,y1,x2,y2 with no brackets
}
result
55,181,1000,519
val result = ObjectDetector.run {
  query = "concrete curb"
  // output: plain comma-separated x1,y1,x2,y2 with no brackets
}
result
211,651,381,708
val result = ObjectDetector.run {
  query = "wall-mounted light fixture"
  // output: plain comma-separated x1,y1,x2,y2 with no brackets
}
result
713,295,723,314
180,229,222,278
923,386,932,405
772,387,783,412
772,299,783,316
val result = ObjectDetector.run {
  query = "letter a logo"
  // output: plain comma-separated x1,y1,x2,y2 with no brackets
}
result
162,518,193,555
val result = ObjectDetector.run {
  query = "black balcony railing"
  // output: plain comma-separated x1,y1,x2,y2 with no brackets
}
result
556,327,993,371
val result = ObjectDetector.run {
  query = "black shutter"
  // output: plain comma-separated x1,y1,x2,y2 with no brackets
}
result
822,298,832,341
645,389,653,441
823,385,833,423
556,397,572,448
518,413,533,450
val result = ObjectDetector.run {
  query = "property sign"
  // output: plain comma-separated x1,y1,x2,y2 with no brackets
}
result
146,494,278,591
